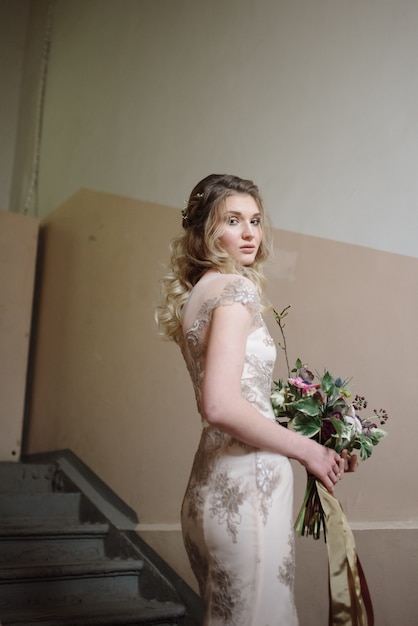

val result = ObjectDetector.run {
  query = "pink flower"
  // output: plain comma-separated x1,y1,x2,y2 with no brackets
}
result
288,377,321,395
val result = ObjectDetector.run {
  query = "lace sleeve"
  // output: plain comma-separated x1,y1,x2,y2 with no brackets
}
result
215,277,260,313
185,276,262,342
181,276,265,418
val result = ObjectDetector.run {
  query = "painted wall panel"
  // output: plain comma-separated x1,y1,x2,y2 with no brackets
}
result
0,211,39,461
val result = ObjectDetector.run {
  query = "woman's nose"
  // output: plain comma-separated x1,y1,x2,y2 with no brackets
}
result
242,223,254,239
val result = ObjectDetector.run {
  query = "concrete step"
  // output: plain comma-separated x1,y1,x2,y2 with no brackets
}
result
0,557,145,580
0,463,59,494
0,521,142,566
0,492,82,521
0,488,108,528
0,519,109,537
0,532,106,563
0,559,145,608
0,596,185,625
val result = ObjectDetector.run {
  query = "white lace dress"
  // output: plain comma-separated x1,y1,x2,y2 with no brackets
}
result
180,274,299,626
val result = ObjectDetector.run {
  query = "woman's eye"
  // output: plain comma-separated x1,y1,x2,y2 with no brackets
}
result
228,217,239,225
251,218,261,226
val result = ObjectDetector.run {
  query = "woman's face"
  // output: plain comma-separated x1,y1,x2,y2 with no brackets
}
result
217,193,262,266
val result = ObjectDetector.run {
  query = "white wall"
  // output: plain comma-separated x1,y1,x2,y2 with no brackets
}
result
14,0,418,258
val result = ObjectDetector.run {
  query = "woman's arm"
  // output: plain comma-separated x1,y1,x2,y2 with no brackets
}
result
201,301,345,493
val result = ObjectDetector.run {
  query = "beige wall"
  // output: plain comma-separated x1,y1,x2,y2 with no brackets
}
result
27,189,202,520
266,229,417,522
26,189,417,625
0,211,39,461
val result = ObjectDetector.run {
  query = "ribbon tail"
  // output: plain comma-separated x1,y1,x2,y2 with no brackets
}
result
356,553,374,625
316,481,374,626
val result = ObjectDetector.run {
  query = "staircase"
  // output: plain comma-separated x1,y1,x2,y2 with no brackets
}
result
0,452,202,626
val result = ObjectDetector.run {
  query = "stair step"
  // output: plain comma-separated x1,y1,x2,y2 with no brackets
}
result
0,519,109,537
0,557,145,580
0,464,58,494
0,561,143,607
0,596,185,625
0,533,106,563
0,493,82,520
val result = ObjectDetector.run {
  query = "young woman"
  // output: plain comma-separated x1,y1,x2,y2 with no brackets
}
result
156,174,350,625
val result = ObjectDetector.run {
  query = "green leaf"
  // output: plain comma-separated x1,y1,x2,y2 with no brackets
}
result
295,358,303,370
291,396,321,416
354,435,373,460
332,397,349,411
292,413,321,437
368,428,388,446
328,417,345,436
321,371,336,395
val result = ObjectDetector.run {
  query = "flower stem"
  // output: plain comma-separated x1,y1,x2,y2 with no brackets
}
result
273,306,292,377
294,474,327,541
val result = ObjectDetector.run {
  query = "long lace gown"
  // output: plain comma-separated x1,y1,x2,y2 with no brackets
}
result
180,273,299,626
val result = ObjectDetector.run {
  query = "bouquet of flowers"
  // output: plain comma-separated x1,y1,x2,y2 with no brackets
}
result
270,305,388,540
270,306,388,625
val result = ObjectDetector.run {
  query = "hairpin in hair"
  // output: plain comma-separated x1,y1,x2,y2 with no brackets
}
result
182,192,204,223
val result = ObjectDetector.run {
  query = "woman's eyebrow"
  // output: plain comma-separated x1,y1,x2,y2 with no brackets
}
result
226,210,261,217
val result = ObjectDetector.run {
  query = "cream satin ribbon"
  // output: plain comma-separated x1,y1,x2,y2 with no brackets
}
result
316,481,374,626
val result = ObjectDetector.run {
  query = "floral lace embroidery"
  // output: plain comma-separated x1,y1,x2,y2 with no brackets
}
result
183,534,209,599
210,556,247,625
184,428,228,523
209,468,249,543
263,331,275,347
241,353,275,413
278,531,296,590
184,427,252,527
185,277,261,343
255,453,282,524
182,277,263,418
218,277,261,314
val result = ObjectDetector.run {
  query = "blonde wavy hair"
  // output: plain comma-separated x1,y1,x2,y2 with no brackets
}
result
156,174,273,344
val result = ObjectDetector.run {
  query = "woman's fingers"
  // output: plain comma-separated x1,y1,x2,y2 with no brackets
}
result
341,449,359,473
348,453,359,472
323,449,359,493
324,452,342,493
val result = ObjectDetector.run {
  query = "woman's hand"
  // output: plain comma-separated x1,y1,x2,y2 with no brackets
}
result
302,444,359,494
341,449,359,473
306,447,359,495
300,438,345,494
